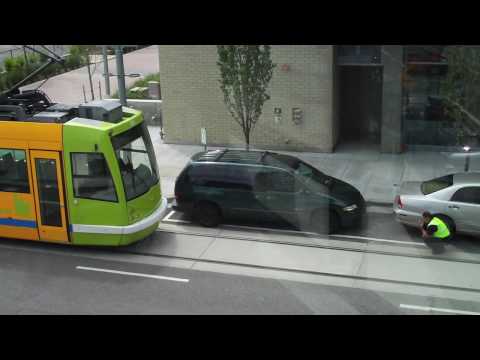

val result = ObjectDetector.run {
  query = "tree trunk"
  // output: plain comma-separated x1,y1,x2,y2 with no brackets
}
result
244,127,250,151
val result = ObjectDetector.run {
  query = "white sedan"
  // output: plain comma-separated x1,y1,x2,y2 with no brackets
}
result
394,172,480,237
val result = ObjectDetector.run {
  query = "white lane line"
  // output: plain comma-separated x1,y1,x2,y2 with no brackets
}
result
163,218,191,224
400,304,480,315
331,234,427,247
163,210,176,221
162,210,193,224
76,266,190,283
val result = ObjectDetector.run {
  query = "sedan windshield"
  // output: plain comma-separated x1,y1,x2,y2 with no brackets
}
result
112,123,159,201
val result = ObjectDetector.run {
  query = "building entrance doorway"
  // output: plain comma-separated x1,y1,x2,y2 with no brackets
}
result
338,66,383,146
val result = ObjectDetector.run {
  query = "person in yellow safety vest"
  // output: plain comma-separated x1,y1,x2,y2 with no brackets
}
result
421,211,452,241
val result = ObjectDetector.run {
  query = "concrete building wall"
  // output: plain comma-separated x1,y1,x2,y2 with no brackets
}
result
158,45,335,152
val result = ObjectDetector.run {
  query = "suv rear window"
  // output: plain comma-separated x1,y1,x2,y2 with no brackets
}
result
421,175,454,195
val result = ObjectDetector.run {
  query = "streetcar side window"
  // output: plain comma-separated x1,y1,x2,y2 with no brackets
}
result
71,153,118,202
0,149,29,193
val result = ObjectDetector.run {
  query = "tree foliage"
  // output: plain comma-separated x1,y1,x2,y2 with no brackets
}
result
217,45,275,150
0,46,87,92
440,46,480,145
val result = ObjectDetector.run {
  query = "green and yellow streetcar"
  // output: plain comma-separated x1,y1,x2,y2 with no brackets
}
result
0,93,167,246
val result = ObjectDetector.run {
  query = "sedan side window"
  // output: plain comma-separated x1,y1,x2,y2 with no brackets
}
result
451,187,480,205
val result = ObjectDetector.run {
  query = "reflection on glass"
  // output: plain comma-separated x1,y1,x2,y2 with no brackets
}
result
112,123,159,201
72,153,118,202
35,158,62,227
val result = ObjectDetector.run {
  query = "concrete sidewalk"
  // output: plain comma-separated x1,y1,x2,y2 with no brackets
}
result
20,46,160,104
148,127,480,205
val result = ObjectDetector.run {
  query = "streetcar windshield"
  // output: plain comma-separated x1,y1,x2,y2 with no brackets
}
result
112,122,159,201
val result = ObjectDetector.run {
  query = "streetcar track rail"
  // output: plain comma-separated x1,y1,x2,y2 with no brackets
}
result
151,227,480,266
116,246,480,295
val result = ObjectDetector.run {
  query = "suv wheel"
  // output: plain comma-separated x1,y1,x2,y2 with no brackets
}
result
194,201,222,228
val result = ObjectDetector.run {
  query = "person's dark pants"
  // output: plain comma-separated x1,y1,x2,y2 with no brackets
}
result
425,235,453,254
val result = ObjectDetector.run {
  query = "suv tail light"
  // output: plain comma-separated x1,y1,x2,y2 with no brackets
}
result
395,195,404,209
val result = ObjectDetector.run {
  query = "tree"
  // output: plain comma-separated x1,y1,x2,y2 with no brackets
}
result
217,45,275,150
76,45,99,101
440,46,480,146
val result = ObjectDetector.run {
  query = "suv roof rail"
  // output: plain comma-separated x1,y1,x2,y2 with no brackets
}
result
216,149,269,164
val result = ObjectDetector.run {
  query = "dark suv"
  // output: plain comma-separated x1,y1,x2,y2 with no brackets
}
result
174,150,365,234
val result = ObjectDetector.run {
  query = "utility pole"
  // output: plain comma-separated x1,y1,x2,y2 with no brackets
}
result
115,45,127,106
102,45,111,97
464,146,471,172
86,49,95,101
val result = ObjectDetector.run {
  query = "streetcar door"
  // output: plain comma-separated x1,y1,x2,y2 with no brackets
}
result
30,150,69,242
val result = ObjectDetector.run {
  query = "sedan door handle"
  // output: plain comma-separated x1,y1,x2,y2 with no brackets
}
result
449,205,460,210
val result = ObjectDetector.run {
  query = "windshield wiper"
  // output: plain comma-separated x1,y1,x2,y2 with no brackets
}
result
120,148,148,154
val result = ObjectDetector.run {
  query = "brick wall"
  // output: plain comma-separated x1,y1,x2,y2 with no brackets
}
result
158,45,335,153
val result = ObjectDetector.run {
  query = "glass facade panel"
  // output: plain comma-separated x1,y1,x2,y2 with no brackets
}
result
337,45,382,65
402,45,480,148
112,123,159,201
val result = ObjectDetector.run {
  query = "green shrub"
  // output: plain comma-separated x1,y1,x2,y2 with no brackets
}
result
0,45,100,92
3,57,16,72
112,73,161,99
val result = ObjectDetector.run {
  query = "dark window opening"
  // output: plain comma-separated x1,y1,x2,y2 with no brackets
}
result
0,149,29,193
72,153,118,202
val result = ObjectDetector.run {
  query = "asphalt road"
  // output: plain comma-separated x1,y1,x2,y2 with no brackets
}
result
0,243,394,314
0,206,480,314
0,239,477,315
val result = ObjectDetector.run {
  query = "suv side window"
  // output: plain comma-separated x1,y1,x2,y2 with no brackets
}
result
270,170,295,193
451,187,480,205
254,169,299,193
189,164,254,191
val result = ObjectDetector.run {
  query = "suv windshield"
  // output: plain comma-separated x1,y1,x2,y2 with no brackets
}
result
264,154,331,191
293,161,332,188
112,123,159,201
421,174,454,195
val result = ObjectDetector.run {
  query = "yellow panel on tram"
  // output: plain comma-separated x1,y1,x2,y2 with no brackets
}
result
0,188,38,241
0,122,63,151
